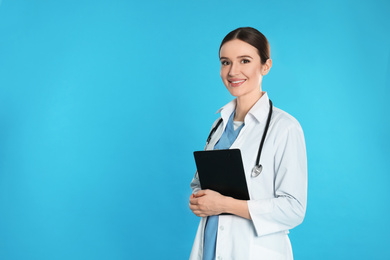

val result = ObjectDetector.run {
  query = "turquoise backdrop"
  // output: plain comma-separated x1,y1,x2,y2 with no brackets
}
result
1,0,389,259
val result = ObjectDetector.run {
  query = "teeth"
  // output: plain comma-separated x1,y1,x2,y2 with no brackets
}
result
232,80,244,83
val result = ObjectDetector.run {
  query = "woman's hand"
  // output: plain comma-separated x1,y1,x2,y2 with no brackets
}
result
189,190,252,219
189,189,227,217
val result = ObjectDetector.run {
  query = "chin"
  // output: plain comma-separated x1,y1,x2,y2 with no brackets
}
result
227,90,243,98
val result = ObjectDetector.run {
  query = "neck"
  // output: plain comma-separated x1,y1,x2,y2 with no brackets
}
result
234,91,264,121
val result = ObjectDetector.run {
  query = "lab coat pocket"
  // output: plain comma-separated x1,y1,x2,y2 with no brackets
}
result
249,166,274,200
250,233,291,260
250,246,285,260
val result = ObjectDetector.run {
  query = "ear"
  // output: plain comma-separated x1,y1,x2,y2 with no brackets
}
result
261,59,272,76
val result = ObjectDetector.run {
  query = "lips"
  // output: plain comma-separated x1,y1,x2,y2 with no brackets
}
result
228,79,246,87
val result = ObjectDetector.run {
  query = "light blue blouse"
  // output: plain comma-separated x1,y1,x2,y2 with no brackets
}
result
203,111,244,260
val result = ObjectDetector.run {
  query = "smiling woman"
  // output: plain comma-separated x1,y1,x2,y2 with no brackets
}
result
219,39,272,121
189,27,307,260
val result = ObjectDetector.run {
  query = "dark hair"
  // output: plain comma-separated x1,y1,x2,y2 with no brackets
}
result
219,27,270,65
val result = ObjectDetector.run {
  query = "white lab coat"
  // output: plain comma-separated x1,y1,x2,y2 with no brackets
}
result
189,93,307,260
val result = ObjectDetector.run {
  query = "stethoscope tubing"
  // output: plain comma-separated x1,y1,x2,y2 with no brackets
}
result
255,99,273,168
205,99,273,177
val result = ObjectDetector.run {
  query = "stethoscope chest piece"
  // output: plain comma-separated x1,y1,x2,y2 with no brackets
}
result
251,164,262,177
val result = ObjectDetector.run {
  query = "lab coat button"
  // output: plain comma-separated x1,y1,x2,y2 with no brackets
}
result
219,225,224,231
217,256,222,260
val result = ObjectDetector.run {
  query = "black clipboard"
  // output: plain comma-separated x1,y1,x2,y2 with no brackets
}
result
193,149,250,200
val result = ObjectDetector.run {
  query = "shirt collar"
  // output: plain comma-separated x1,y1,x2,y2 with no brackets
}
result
216,92,270,124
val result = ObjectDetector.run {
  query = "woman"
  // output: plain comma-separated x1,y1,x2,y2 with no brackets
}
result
189,27,307,260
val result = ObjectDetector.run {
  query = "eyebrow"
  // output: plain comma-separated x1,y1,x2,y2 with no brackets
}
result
220,55,253,60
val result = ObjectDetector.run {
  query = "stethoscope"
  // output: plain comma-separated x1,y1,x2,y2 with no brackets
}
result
206,99,273,178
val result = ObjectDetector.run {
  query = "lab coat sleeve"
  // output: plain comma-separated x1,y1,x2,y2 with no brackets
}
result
247,124,307,237
190,172,201,194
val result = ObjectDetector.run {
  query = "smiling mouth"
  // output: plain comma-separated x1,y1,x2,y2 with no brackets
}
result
228,79,246,87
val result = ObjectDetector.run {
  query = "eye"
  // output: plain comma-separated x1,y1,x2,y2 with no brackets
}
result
221,60,230,66
241,59,250,64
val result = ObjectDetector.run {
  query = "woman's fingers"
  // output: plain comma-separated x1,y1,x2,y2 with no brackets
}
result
189,196,198,205
189,189,226,217
193,190,207,197
189,193,206,216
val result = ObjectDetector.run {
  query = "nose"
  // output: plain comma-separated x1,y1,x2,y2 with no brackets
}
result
228,62,240,76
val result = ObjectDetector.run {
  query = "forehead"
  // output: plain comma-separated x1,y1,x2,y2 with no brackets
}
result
219,39,259,58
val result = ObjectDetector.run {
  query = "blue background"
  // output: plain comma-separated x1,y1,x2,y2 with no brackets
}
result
1,0,389,259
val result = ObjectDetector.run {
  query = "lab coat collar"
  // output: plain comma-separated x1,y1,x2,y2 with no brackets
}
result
216,92,270,124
